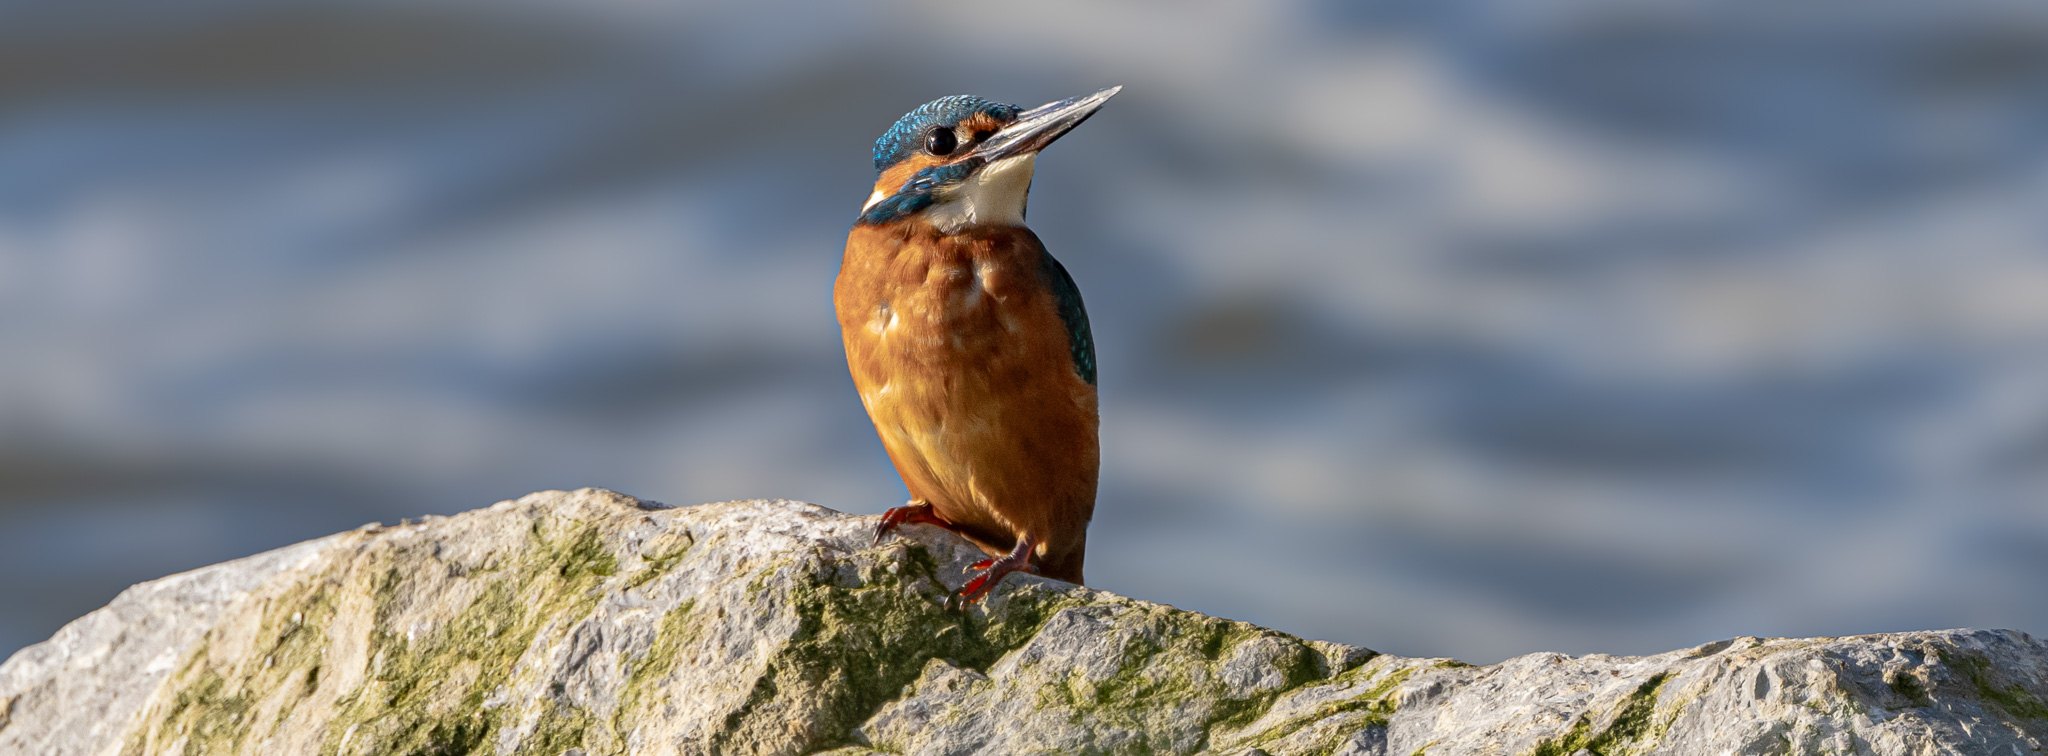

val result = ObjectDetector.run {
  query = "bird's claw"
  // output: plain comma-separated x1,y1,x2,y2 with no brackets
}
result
959,567,1026,603
873,500,943,545
957,538,1036,604
960,572,996,601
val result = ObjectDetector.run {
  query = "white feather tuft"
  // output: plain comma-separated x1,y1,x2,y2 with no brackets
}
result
925,154,1036,232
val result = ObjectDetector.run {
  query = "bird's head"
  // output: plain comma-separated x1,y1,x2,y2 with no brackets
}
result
857,86,1120,231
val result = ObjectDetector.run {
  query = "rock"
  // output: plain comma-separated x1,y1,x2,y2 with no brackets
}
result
1,489,2043,756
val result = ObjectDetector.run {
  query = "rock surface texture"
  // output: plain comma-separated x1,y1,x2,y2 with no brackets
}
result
2,489,2044,756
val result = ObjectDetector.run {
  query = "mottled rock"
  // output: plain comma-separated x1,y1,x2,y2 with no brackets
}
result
1,489,2043,755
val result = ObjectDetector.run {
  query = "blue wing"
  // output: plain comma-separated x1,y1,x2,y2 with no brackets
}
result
1039,252,1096,385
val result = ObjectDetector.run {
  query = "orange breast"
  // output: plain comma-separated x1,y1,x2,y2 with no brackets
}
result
834,221,1098,581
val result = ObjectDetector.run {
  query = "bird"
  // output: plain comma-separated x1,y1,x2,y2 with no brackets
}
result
836,87,1119,602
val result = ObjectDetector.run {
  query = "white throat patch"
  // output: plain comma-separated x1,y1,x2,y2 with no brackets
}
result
925,153,1037,233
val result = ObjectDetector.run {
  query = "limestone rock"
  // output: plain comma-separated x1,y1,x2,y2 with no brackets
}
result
1,489,2043,755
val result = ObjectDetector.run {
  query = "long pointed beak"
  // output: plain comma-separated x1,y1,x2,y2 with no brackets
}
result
975,86,1121,162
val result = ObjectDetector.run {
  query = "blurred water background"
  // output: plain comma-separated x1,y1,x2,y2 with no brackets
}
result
5,0,2048,665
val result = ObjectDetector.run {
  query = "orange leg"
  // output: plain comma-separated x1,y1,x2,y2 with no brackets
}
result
873,499,950,545
960,534,1037,603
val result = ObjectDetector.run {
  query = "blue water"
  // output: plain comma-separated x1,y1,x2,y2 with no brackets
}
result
3,0,2047,664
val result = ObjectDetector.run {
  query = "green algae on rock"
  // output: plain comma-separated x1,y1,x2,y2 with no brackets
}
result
2,489,2045,756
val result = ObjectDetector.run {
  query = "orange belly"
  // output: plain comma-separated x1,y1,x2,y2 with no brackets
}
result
835,222,1098,582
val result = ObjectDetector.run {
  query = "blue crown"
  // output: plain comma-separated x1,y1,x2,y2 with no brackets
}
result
872,95,1020,172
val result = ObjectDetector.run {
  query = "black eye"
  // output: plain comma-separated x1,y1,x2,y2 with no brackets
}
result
923,127,957,156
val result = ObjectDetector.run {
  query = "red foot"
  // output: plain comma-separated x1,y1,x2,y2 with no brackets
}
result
874,500,948,545
959,536,1037,604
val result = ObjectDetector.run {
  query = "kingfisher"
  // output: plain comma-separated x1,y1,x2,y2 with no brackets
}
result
838,87,1119,601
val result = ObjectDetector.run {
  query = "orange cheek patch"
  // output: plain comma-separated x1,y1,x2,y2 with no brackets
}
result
959,113,1008,142
871,153,950,198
